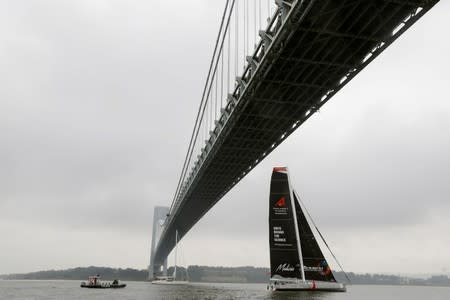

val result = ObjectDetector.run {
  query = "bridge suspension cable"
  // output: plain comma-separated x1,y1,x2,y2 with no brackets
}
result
169,0,232,213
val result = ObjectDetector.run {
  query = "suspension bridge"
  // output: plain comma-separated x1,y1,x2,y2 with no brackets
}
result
148,0,440,278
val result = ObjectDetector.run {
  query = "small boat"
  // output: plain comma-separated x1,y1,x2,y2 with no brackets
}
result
80,275,126,289
151,276,189,285
267,167,347,292
151,230,189,285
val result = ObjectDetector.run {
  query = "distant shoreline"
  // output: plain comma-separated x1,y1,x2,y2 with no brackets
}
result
1,266,450,287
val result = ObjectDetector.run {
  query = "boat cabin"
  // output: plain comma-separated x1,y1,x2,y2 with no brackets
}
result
88,275,101,286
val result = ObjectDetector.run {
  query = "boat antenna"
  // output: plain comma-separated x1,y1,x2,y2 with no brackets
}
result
295,190,351,284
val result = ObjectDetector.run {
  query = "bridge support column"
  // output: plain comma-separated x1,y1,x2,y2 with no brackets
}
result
148,206,170,280
162,259,168,276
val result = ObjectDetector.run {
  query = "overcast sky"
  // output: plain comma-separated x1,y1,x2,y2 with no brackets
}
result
1,1,449,275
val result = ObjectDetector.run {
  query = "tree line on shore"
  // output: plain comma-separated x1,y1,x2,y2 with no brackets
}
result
1,266,449,287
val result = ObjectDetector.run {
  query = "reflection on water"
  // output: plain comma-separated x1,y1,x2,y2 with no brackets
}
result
266,290,328,300
182,283,349,300
0,280,450,300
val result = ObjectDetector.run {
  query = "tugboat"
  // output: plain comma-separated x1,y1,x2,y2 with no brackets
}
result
80,275,126,289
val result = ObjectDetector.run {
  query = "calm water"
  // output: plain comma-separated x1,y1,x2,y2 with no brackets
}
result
1,280,450,300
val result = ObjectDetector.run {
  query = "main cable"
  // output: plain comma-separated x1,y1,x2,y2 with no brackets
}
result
170,0,237,214
184,0,236,190
169,0,231,213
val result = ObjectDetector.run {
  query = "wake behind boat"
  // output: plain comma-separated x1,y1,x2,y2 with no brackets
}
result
151,276,189,285
268,167,347,292
80,275,126,289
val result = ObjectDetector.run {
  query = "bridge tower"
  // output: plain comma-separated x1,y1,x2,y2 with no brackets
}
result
148,206,170,280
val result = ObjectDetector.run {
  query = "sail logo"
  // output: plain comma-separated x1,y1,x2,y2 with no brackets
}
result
273,196,288,215
304,261,331,275
319,261,331,276
304,266,323,272
276,263,295,272
275,197,286,207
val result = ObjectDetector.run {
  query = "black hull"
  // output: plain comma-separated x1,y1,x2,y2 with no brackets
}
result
274,288,346,292
80,284,126,289
269,279,346,292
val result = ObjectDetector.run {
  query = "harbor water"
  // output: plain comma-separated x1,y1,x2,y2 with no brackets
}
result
1,280,450,300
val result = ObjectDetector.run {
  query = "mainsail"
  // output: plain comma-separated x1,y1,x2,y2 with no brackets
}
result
269,167,336,283
269,167,302,279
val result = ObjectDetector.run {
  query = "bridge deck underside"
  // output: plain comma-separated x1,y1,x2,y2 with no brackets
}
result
154,0,439,263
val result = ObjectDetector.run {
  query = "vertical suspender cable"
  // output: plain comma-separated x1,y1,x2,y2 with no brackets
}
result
215,66,218,123
221,41,224,118
243,0,246,65
254,0,256,48
235,1,238,78
214,63,217,125
246,0,249,58
205,96,208,143
259,0,262,31
227,22,230,107
246,0,249,61
211,75,214,131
